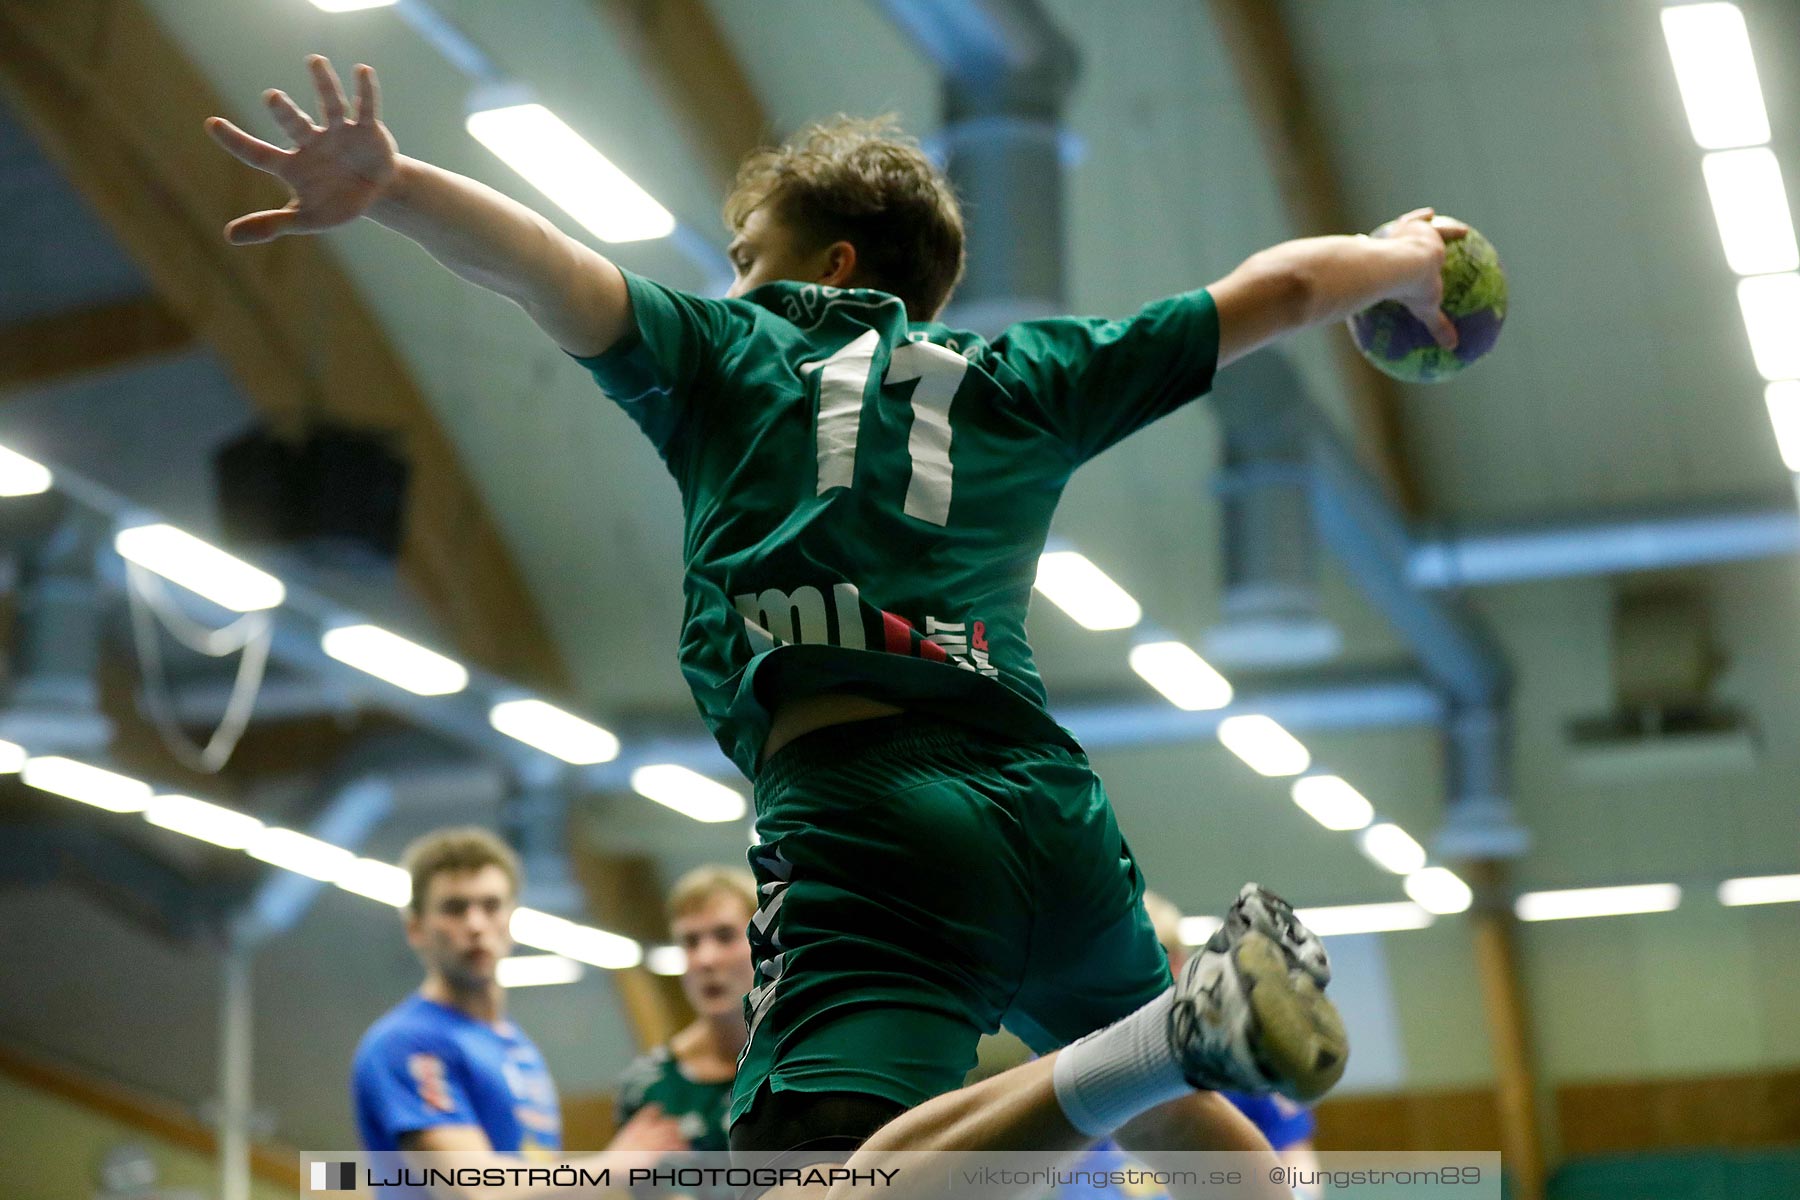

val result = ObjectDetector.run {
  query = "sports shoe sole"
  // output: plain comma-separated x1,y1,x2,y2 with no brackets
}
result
1235,930,1349,1103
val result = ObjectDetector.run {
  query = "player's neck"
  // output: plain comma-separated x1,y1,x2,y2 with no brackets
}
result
421,973,506,1026
708,1007,748,1058
671,1013,745,1079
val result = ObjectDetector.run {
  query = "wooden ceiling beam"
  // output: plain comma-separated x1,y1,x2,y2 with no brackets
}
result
1206,0,1427,516
590,0,771,195
574,849,693,1051
0,296,194,393
0,0,567,690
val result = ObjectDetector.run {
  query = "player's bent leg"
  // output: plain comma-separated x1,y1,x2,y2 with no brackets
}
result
746,1057,1287,1200
852,1054,1089,1156
729,1090,905,1198
1115,1091,1291,1200
821,1056,1099,1200
730,1089,905,1158
731,1059,1097,1199
1115,1087,1270,1153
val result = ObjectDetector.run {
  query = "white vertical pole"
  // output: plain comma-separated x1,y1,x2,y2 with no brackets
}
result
219,938,253,1200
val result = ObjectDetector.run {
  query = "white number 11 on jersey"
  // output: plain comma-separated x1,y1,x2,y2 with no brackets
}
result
805,333,970,527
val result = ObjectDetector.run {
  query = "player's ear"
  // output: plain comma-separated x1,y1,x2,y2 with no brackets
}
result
819,240,859,288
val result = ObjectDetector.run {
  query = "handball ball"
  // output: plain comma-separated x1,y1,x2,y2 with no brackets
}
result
1349,220,1507,383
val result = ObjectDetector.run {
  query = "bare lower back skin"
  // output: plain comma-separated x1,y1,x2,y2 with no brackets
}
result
761,693,906,763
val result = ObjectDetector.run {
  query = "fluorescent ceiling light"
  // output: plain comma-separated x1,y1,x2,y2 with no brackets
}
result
246,827,355,883
322,625,469,696
558,927,640,970
1034,551,1143,630
1736,273,1800,379
466,104,675,243
1702,149,1799,276
0,739,24,773
23,757,152,813
509,907,640,970
308,0,397,10
645,945,687,976
336,858,413,908
1660,3,1771,149
145,794,264,850
1717,874,1800,906
115,524,285,612
1128,641,1233,711
1515,883,1681,922
1765,382,1800,470
497,955,585,988
630,764,747,823
509,908,579,953
1405,867,1474,915
489,699,619,765
1720,874,1800,899
0,445,51,497
1216,715,1310,777
1290,775,1374,831
1177,915,1223,947
1294,901,1433,937
1359,823,1427,875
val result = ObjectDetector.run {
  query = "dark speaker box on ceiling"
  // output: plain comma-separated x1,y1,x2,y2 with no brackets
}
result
213,424,409,559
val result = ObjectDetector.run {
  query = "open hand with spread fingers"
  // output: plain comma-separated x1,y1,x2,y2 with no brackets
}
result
205,55,397,244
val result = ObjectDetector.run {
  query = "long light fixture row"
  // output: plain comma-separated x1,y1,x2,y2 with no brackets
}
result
1169,873,1800,942
1034,551,1467,914
304,0,674,244
1659,5,1800,470
114,516,745,821
0,436,740,824
15,745,642,972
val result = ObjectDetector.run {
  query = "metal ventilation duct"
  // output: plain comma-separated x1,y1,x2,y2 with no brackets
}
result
880,0,1080,332
1410,496,1800,588
1206,351,1342,668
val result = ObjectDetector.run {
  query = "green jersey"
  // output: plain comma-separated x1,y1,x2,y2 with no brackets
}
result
573,272,1220,778
613,1044,732,1152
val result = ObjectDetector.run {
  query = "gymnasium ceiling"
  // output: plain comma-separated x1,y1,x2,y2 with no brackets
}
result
2,0,1798,946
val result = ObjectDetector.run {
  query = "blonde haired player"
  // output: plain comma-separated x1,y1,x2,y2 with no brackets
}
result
614,866,759,1153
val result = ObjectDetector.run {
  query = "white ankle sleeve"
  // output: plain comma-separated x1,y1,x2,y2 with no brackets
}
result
1050,989,1190,1137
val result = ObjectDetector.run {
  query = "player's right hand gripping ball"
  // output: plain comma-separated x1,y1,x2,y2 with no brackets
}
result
1349,219,1507,383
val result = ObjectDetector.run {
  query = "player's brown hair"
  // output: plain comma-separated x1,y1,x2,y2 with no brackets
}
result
401,827,522,915
666,864,758,926
724,115,966,321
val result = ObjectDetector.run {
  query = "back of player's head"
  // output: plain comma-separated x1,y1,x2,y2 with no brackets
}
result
401,826,522,915
665,863,757,928
725,115,966,322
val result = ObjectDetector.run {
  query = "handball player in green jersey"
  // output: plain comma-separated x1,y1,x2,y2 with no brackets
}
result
210,57,1466,1198
614,866,760,1154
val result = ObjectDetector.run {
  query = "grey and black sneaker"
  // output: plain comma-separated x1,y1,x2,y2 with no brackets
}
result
1168,883,1348,1103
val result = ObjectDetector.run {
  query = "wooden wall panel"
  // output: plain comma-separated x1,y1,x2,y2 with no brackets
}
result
1557,1068,1800,1156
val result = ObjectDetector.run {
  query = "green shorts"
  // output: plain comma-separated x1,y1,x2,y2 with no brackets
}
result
730,713,1171,1126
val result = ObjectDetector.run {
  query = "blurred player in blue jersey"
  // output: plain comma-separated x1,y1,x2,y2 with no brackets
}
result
220,56,1468,1199
352,827,685,1182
